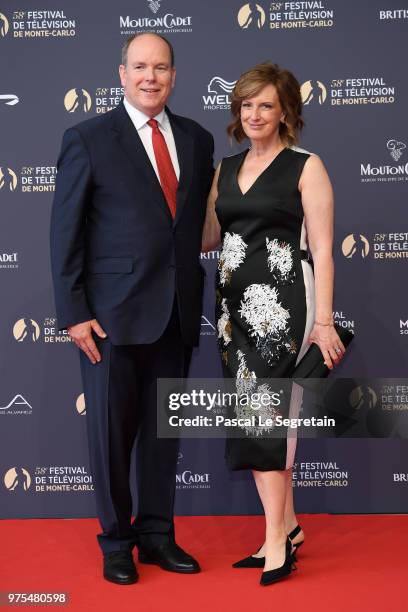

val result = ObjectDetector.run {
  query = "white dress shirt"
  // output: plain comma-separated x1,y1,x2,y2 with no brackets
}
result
123,97,180,181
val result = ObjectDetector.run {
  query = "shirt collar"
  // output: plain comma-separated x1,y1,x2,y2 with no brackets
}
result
123,97,168,131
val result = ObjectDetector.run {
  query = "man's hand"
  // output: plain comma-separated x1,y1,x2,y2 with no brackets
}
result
68,319,107,364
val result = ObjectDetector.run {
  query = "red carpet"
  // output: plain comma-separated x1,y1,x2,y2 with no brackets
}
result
1,515,406,611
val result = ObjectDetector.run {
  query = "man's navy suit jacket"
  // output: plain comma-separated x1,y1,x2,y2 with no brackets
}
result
50,101,214,346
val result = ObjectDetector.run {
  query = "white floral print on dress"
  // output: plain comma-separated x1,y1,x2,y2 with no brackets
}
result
238,382,282,437
234,351,282,436
217,298,232,346
238,283,296,365
266,238,295,284
218,232,248,286
236,349,257,395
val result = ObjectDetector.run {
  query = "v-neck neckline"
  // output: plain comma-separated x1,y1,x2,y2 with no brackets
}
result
236,147,288,197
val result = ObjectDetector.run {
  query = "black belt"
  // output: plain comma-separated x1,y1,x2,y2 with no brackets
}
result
300,249,313,268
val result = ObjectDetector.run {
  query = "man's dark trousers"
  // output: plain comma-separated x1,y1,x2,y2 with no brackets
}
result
80,299,191,554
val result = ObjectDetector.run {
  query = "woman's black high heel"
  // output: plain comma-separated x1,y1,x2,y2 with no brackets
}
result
232,546,264,568
288,524,304,554
260,537,295,586
232,524,303,568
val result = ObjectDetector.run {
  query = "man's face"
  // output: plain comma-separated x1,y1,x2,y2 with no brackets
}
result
119,34,176,117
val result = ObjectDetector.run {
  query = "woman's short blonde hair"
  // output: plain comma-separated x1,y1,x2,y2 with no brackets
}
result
227,62,304,146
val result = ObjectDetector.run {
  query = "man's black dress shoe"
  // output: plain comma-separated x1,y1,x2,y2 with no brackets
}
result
138,540,200,574
103,551,138,585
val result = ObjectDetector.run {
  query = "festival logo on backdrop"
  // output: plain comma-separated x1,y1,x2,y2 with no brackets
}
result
93,87,123,114
0,12,9,36
343,232,408,262
0,167,17,192
64,88,92,113
76,393,86,416
4,467,32,491
341,235,370,259
64,86,123,115
238,2,335,31
1,166,56,194
331,383,403,437
0,395,32,416
361,382,408,416
4,466,94,495
9,9,76,39
13,318,40,343
237,3,266,29
292,461,349,488
120,1,193,35
269,1,334,29
333,310,355,333
302,77,396,107
32,466,93,493
301,80,327,105
349,386,377,410
12,318,73,343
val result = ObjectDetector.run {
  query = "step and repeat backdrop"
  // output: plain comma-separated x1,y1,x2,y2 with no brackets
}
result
1,1,408,519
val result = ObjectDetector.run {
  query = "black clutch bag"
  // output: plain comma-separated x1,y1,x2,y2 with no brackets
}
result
292,324,354,379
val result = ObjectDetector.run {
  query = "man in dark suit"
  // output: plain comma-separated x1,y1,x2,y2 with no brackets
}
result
50,33,214,584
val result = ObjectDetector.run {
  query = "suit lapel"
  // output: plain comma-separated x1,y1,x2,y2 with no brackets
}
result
110,102,172,223
167,108,194,226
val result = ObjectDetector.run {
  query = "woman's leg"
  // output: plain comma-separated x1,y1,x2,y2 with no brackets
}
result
252,469,304,559
252,469,288,571
284,468,304,546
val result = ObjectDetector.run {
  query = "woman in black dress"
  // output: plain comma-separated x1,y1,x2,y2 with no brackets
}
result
202,62,346,585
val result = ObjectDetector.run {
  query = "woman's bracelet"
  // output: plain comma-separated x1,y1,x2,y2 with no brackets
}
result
314,320,334,327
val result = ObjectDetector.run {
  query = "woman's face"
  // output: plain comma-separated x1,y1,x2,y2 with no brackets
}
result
240,84,285,143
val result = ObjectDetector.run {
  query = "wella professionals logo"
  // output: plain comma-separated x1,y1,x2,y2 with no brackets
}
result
203,77,236,111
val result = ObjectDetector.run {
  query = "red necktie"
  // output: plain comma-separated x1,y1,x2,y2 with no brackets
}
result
147,118,178,218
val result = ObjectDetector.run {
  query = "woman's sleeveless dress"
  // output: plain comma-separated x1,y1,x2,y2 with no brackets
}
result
215,147,315,471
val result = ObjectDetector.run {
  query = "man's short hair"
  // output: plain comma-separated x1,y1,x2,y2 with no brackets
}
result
121,33,175,67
